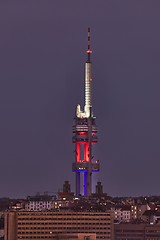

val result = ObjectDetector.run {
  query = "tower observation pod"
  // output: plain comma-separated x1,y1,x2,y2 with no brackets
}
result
72,28,100,197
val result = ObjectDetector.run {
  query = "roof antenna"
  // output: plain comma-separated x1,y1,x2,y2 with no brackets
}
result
86,27,92,62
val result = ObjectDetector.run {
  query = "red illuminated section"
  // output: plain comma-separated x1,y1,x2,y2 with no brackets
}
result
73,120,98,163
76,143,80,162
72,122,98,164
75,134,90,163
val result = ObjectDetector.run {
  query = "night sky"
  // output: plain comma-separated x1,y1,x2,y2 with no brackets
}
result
0,1,160,198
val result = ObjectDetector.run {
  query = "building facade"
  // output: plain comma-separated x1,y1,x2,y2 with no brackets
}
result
5,210,113,240
114,222,160,240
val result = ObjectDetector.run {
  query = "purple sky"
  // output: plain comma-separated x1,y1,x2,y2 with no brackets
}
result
0,1,160,197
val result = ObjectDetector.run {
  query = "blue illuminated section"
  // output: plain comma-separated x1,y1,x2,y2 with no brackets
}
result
84,172,87,196
74,170,87,172
74,169,99,172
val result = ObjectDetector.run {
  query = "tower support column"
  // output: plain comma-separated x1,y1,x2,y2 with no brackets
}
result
76,172,80,195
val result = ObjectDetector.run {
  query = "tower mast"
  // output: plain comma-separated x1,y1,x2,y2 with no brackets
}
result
72,28,100,197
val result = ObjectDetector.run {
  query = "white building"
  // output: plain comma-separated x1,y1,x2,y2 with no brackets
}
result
113,206,131,223
25,195,54,211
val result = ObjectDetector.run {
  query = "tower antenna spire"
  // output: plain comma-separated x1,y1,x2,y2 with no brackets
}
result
72,28,100,197
87,27,92,62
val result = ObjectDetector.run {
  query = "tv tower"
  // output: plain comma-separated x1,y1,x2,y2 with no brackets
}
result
72,28,100,197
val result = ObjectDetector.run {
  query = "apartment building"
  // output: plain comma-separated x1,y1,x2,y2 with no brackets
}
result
5,210,113,240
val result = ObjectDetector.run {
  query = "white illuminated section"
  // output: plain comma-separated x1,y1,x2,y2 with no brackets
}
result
76,62,92,118
85,62,92,107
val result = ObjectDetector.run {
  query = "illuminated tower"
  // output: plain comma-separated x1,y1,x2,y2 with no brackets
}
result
72,28,100,197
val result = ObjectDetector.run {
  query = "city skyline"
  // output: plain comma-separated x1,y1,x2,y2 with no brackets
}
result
0,1,160,197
